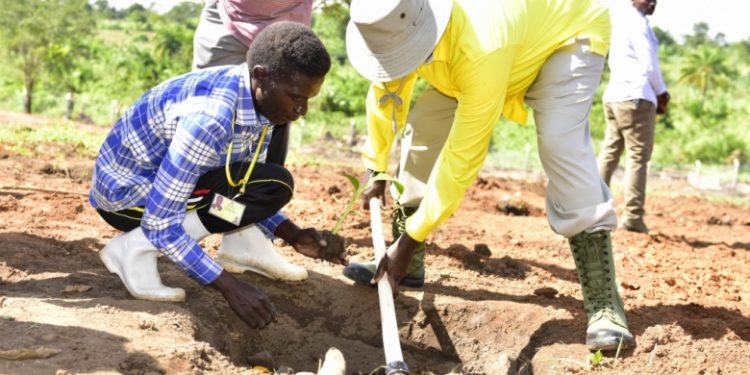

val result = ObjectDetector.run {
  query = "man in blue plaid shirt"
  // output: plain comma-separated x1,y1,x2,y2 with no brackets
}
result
90,22,333,330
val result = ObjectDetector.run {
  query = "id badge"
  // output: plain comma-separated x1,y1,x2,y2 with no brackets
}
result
208,193,246,226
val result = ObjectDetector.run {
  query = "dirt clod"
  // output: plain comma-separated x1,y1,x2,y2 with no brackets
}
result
474,243,492,257
118,353,165,375
533,287,558,298
707,215,733,226
326,185,341,195
496,203,529,216
40,163,56,174
319,230,348,264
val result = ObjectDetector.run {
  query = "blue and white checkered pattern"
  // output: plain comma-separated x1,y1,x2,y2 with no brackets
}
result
90,64,288,284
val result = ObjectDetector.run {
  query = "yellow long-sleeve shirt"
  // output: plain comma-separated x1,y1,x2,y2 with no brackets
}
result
362,0,611,242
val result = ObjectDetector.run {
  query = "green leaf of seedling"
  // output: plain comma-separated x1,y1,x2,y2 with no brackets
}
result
391,179,404,196
370,173,404,195
589,350,603,367
341,172,360,192
330,171,405,235
331,172,366,235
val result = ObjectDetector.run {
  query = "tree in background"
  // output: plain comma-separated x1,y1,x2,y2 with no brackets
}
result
0,0,93,114
164,1,203,29
152,22,194,75
678,45,734,114
92,0,118,19
46,42,96,120
312,1,368,117
684,22,713,47
653,27,676,47
124,3,150,28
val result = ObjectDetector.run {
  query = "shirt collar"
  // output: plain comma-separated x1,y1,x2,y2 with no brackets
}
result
238,63,272,127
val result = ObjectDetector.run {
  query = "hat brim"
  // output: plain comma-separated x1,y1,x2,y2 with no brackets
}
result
346,0,453,82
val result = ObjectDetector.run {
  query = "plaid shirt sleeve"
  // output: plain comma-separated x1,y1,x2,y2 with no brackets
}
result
141,112,229,285
256,211,289,238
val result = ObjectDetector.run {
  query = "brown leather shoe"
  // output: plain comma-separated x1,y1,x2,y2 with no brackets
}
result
619,219,649,234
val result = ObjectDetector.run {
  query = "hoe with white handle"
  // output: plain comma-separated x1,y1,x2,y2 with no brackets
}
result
369,197,410,375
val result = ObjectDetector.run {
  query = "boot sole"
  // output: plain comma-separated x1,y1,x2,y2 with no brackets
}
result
217,256,308,282
586,332,636,351
587,338,636,352
99,246,186,303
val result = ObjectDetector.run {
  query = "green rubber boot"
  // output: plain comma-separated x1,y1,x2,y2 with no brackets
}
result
569,230,636,351
343,205,425,287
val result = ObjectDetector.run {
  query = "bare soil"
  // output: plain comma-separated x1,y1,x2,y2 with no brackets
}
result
1,113,749,375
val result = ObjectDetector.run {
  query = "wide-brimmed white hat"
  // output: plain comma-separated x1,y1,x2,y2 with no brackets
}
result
346,0,453,82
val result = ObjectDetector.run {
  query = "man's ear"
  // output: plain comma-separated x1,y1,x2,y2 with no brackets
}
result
251,65,268,82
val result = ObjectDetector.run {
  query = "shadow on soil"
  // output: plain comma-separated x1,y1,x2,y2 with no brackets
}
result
652,232,750,251
0,320,165,375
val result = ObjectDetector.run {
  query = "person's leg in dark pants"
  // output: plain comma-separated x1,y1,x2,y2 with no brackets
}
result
266,123,290,166
97,162,294,234
190,162,294,233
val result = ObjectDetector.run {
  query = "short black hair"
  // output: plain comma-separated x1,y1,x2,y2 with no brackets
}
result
247,21,331,81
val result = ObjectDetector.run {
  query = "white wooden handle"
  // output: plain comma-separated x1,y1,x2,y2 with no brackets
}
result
369,197,406,367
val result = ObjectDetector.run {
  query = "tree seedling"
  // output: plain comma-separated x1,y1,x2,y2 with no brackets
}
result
319,171,403,263
557,337,627,371
587,336,626,369
588,349,604,367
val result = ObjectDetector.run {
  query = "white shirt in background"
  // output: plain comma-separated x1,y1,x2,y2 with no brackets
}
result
603,2,667,105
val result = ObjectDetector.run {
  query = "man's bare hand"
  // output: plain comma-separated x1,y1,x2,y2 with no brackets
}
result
371,232,420,296
275,220,347,265
362,170,387,210
289,228,333,261
657,91,671,115
211,271,276,329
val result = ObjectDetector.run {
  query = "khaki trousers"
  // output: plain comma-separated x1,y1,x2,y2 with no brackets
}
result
396,41,616,238
597,100,656,223
192,1,248,70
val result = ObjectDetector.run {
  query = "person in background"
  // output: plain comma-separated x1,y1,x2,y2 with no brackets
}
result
91,22,332,329
343,0,636,351
191,0,315,277
192,0,313,70
598,0,670,234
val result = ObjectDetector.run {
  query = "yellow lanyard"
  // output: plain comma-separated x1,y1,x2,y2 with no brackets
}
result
225,124,269,195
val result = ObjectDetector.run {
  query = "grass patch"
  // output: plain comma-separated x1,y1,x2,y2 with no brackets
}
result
699,192,750,208
0,121,106,158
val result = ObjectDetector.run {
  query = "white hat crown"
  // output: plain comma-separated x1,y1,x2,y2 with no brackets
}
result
350,0,427,52
346,0,453,82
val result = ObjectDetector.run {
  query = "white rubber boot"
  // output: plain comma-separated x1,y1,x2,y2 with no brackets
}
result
183,210,211,241
317,348,346,375
217,225,308,281
294,348,346,375
99,227,186,302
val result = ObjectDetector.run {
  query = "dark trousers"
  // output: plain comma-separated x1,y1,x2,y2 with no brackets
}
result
97,161,293,234
266,122,289,166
